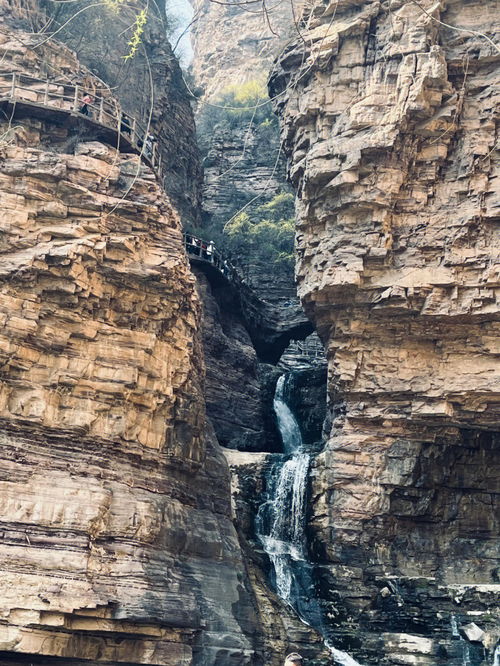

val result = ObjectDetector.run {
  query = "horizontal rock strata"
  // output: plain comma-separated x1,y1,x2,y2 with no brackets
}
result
0,27,263,664
271,0,500,661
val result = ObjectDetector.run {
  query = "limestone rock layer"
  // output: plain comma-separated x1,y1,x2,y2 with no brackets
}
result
271,0,500,661
0,22,262,665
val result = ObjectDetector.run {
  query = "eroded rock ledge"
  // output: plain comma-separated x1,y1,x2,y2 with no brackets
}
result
271,0,499,661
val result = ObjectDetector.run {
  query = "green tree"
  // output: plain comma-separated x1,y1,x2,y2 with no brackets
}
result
223,192,295,276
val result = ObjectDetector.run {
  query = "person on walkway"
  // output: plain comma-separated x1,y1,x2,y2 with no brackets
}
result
206,240,215,263
120,112,132,136
79,93,93,116
145,133,156,159
284,654,303,666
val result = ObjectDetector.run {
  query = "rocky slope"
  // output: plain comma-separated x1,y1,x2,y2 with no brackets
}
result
271,0,500,661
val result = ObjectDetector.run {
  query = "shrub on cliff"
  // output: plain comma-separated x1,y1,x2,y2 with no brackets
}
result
197,77,276,152
224,192,295,275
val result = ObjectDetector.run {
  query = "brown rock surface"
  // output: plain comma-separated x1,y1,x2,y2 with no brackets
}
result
271,0,500,661
32,0,202,224
0,26,264,665
0,18,333,666
190,0,294,101
193,267,269,451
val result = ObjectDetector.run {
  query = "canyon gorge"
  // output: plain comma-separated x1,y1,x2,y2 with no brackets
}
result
0,0,498,663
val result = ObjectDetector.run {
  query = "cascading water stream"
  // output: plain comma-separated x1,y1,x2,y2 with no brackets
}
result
257,374,311,603
257,373,364,666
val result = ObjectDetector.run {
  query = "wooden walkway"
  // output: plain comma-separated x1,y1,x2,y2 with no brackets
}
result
0,69,317,361
0,71,162,177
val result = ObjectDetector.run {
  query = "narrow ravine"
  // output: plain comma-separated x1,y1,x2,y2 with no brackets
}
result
257,372,365,666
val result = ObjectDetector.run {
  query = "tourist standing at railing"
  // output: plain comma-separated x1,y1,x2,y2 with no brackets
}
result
120,112,132,136
145,133,156,159
206,240,215,263
79,93,93,116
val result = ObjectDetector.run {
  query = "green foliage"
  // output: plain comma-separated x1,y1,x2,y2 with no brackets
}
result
197,77,276,145
102,0,125,11
224,79,267,107
186,192,295,280
223,192,295,274
123,8,148,60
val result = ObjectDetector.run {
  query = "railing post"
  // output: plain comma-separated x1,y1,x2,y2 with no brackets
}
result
131,118,137,146
99,96,104,123
10,73,16,98
73,84,79,111
43,80,49,105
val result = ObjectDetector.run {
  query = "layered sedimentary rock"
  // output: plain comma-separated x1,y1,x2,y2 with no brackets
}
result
271,0,500,661
191,0,303,314
190,0,294,101
33,0,202,224
0,15,332,664
193,267,271,451
0,24,263,665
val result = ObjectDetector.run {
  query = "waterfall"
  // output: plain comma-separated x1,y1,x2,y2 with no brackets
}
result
492,645,500,666
273,375,303,454
257,372,364,666
258,375,311,603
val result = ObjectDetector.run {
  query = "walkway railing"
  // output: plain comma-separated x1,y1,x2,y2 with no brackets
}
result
289,338,326,360
0,71,163,177
184,233,240,284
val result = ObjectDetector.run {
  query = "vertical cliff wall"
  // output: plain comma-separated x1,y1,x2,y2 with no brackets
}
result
0,18,266,665
190,0,302,311
37,0,202,225
190,0,294,101
271,0,500,662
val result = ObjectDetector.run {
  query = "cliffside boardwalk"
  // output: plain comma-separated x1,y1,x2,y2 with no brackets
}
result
0,71,163,175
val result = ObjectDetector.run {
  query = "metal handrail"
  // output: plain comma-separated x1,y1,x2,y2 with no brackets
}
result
183,233,241,284
0,71,162,179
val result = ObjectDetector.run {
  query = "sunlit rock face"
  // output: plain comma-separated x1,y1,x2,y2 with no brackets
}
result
271,0,500,661
0,24,264,665
190,0,294,101
34,0,202,225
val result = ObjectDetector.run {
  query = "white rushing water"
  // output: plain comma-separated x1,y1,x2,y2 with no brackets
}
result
258,373,365,666
259,375,310,602
326,642,365,666
492,645,500,666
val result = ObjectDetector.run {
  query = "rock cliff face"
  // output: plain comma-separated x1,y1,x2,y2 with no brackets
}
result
38,0,202,224
0,21,261,665
191,0,302,310
190,0,293,101
272,0,499,661
193,267,271,451
0,11,331,665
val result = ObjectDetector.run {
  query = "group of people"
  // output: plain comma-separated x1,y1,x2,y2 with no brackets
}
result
78,94,157,161
184,234,237,281
120,112,157,159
